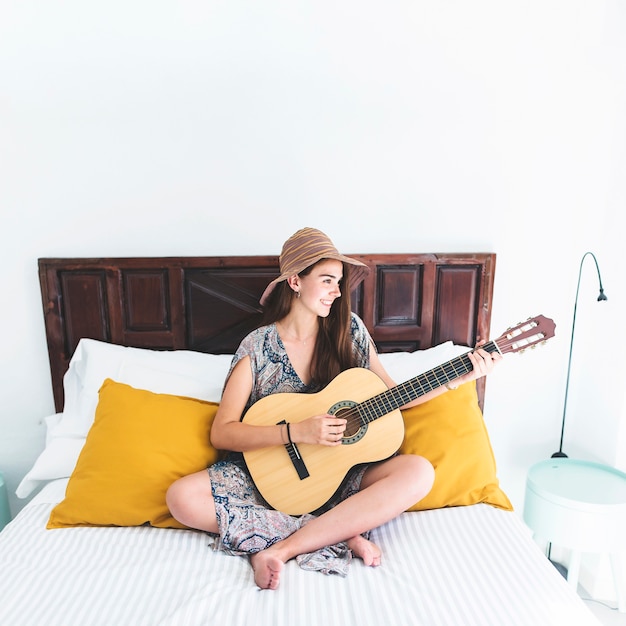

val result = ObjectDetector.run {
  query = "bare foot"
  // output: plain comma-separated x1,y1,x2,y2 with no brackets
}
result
347,535,382,567
250,550,285,590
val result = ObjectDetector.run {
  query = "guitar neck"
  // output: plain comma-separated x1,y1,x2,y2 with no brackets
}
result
358,341,500,423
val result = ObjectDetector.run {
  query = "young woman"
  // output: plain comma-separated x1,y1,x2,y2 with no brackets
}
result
167,227,500,590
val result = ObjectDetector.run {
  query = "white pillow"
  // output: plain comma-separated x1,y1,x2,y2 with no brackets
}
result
16,339,233,498
378,341,470,384
16,436,86,498
15,413,73,498
60,339,233,438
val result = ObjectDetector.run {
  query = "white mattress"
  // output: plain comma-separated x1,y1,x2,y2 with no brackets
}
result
0,480,599,626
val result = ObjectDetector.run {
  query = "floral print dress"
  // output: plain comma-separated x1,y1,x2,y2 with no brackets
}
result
207,313,373,576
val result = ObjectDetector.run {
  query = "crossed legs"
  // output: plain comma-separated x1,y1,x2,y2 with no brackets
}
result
166,454,434,590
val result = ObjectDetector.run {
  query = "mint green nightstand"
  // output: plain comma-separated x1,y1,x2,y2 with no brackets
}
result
0,471,11,531
523,458,626,612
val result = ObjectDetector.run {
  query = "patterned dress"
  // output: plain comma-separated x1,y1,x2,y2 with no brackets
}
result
208,313,373,576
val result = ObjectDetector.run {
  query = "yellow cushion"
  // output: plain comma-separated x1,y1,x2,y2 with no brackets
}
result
48,379,220,529
400,381,512,512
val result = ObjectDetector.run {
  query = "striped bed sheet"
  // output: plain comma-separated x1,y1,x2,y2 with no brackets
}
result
0,480,599,626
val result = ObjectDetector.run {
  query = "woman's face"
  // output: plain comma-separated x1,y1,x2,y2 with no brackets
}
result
296,259,343,317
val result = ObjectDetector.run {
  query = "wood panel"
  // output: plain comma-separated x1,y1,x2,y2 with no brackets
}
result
39,253,496,413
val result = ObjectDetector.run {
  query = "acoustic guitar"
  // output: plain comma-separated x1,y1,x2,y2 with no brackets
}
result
243,315,555,515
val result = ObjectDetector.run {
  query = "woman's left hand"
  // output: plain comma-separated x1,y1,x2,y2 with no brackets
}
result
455,342,501,386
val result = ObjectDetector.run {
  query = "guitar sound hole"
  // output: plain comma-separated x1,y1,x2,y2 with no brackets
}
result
334,406,361,438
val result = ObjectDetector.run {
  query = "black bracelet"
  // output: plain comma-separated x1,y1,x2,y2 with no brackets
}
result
286,422,293,445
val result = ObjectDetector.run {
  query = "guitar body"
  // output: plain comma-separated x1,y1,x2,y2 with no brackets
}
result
243,368,404,515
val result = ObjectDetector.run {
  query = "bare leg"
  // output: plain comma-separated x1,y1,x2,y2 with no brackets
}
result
166,470,219,534
250,454,433,589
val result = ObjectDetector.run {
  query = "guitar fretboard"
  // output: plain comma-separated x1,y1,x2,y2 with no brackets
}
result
357,341,500,424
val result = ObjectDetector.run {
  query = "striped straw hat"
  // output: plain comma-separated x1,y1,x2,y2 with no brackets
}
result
260,227,369,305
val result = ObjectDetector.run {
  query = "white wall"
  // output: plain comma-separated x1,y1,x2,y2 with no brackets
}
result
1,1,625,528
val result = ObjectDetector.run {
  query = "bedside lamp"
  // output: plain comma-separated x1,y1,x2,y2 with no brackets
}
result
552,251,607,459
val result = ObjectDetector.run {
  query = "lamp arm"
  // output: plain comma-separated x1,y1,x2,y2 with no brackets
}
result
555,282,580,456
554,251,606,457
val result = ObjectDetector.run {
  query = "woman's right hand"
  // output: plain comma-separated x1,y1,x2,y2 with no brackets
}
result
291,414,347,447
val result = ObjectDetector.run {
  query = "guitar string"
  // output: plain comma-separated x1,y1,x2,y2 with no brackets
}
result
334,341,504,433
317,325,545,436
339,327,546,430
334,352,476,433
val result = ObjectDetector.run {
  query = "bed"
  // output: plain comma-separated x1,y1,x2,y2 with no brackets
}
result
0,252,599,625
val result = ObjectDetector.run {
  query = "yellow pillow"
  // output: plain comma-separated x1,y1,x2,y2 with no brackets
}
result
48,379,220,529
400,381,512,512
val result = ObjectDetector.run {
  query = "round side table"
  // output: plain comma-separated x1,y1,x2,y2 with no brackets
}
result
523,458,626,612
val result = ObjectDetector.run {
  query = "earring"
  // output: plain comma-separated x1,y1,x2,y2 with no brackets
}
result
295,290,301,298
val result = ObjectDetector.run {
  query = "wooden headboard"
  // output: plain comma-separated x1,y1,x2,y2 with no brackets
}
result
39,253,496,413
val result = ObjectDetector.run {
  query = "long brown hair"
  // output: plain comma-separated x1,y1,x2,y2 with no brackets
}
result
261,261,357,387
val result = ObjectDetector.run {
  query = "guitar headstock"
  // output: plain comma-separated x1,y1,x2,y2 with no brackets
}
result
494,315,556,355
